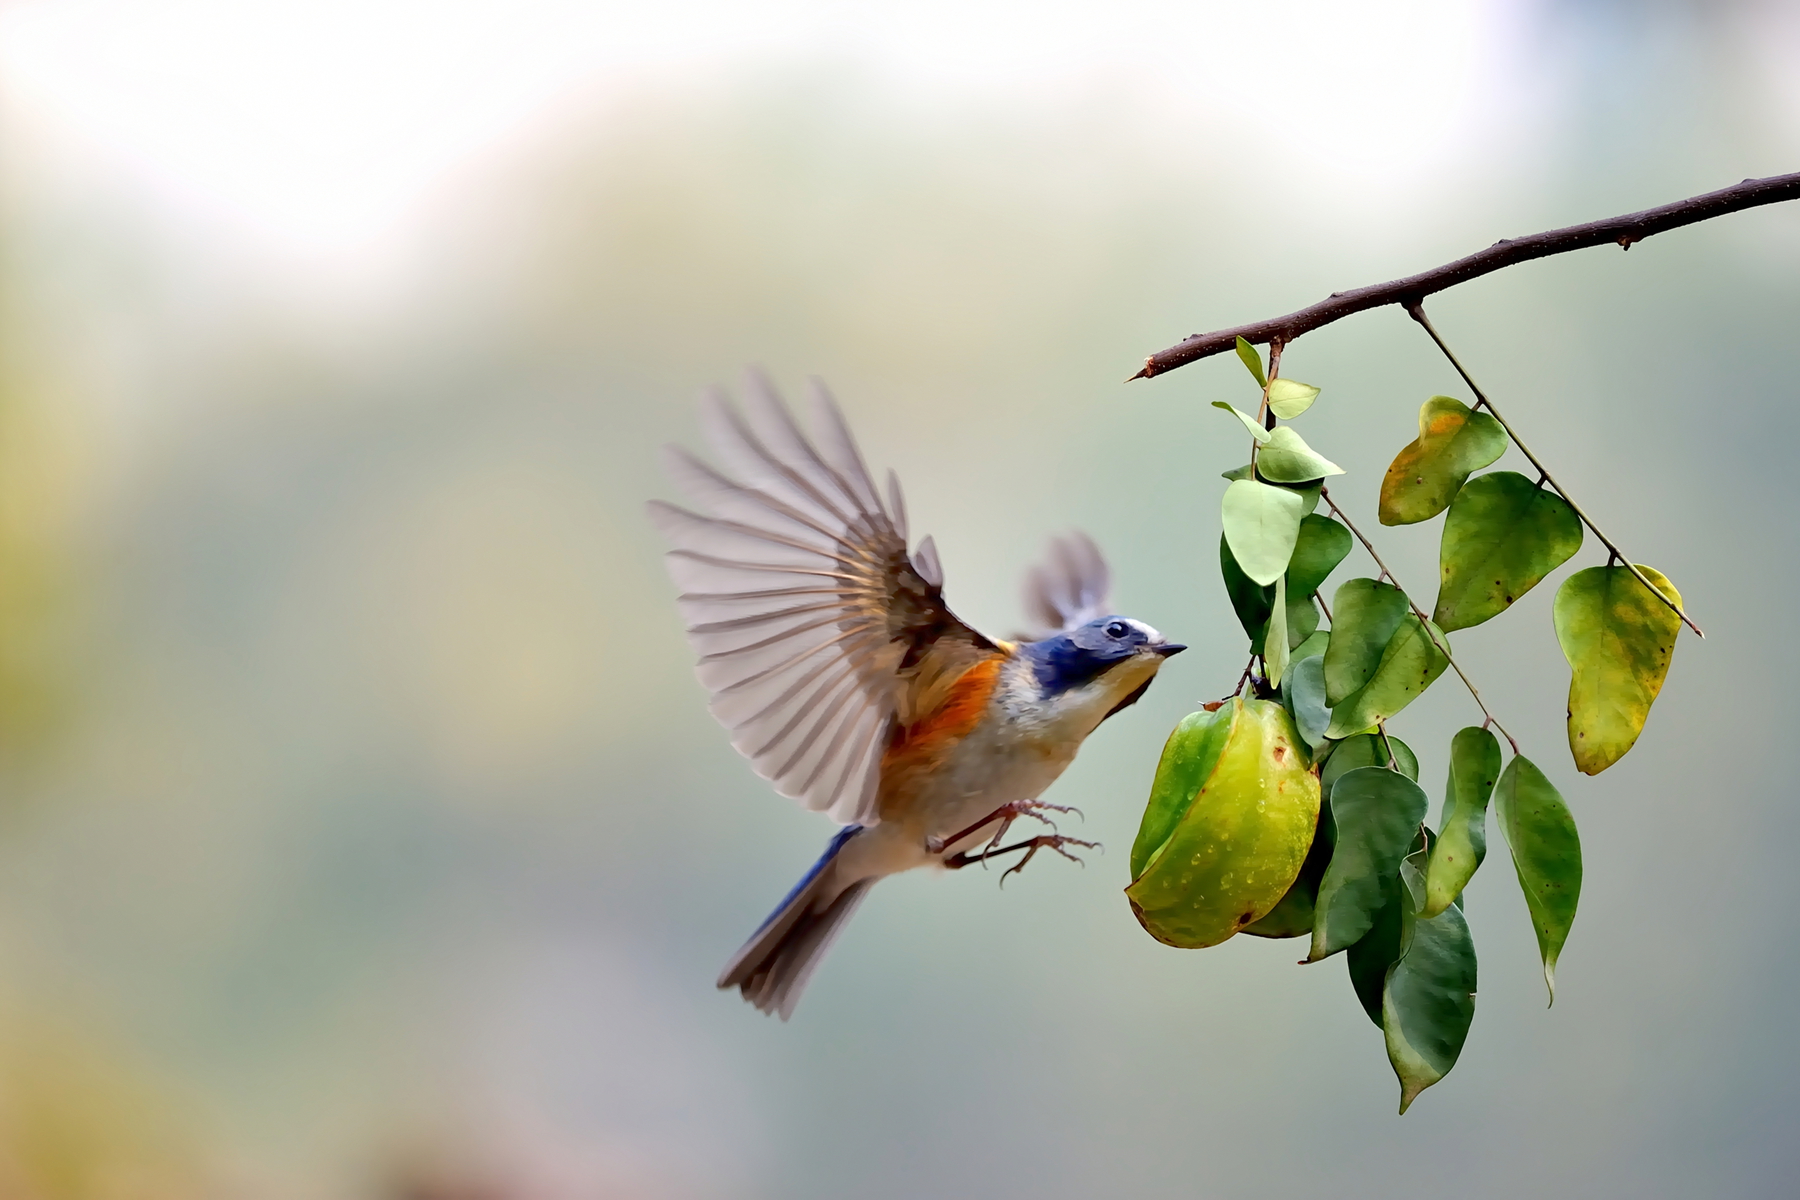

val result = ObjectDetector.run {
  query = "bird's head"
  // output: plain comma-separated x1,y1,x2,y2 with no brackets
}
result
1018,616,1186,729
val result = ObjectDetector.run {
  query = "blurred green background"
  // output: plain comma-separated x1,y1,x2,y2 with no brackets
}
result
0,0,1796,1196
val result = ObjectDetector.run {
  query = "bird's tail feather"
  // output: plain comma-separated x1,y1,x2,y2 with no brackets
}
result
718,827,873,1020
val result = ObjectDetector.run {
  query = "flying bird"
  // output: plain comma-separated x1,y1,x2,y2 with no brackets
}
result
649,376,1185,1018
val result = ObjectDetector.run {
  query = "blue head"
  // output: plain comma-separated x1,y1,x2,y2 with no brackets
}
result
1019,616,1186,719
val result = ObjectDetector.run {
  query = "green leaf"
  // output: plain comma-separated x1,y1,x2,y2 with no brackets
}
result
1235,336,1267,387
1287,516,1352,598
1291,629,1329,663
1433,471,1583,633
1423,727,1501,918
1221,479,1305,587
1255,426,1345,483
1224,466,1322,515
1345,828,1432,1025
1213,401,1271,444
1219,535,1275,654
1285,591,1320,650
1265,576,1290,688
1324,615,1451,739
1378,396,1508,526
1346,870,1405,1024
1267,378,1321,420
1281,652,1330,753
1554,564,1683,775
1494,755,1581,1004
1322,579,1409,705
1320,731,1417,795
1129,707,1237,879
1384,884,1478,1113
1309,766,1428,962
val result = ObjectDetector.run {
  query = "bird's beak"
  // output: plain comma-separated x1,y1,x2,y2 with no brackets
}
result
1154,642,1187,657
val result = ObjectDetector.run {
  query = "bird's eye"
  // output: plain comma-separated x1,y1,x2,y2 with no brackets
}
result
1105,620,1130,639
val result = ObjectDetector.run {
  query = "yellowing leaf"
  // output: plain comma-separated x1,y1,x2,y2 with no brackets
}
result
1378,396,1507,526
1553,564,1682,775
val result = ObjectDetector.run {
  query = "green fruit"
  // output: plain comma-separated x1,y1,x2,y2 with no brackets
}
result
1127,697,1323,948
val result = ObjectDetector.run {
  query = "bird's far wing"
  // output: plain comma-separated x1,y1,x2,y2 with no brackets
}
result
649,374,990,826
1020,531,1113,639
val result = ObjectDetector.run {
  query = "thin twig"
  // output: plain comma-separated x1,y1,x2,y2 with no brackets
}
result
1376,721,1399,772
1407,302,1704,639
1320,486,1521,755
1132,171,1800,379
1315,590,1333,624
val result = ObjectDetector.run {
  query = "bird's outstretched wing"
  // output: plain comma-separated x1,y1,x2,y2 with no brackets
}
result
649,375,991,826
1020,531,1113,639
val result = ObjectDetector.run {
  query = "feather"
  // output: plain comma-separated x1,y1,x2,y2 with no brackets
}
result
651,377,993,825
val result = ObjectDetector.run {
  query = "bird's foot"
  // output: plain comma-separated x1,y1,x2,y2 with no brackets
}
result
943,834,1101,884
925,799,1084,856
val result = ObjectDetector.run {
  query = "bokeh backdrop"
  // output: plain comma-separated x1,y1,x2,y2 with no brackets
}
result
0,1,1797,1197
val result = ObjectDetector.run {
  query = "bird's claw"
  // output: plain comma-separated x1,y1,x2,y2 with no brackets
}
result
997,835,1101,887
926,798,1083,858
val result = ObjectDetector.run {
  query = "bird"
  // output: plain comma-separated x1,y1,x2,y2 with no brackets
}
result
648,374,1185,1019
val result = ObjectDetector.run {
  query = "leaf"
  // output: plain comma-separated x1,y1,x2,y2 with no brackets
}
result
1554,564,1683,775
1221,480,1305,587
1321,731,1418,793
1265,576,1289,688
1281,652,1330,754
1213,401,1271,444
1344,828,1432,1025
1267,378,1321,419
1255,426,1345,483
1423,727,1501,918
1324,615,1451,739
1494,755,1581,1004
1346,870,1405,1024
1129,707,1237,879
1384,887,1478,1113
1225,466,1323,516
1287,516,1353,598
1290,629,1329,663
1433,471,1583,633
1309,766,1428,962
1219,535,1275,654
1378,396,1508,526
1235,336,1267,387
1322,579,1409,706
1285,591,1320,650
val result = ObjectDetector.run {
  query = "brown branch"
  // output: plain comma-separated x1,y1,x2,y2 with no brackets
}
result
1132,171,1800,380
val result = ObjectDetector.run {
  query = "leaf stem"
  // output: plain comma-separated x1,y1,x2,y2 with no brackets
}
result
1406,302,1703,639
1319,485,1522,755
1250,340,1285,475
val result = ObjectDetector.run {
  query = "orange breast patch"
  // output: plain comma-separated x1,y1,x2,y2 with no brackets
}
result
881,655,1002,779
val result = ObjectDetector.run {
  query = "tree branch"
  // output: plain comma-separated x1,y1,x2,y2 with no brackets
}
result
1131,171,1800,380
